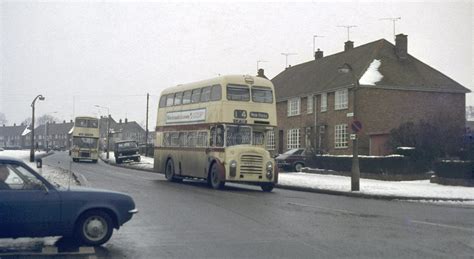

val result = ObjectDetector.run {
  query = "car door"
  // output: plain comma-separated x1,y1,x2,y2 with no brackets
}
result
0,162,61,238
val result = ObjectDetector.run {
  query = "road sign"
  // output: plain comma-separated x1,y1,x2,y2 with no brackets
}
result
351,120,362,133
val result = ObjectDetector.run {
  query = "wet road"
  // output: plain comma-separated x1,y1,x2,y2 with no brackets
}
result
42,152,474,258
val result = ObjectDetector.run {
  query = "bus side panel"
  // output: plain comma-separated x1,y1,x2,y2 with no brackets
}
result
180,149,208,179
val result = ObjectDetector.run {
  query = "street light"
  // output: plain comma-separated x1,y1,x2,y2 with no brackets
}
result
95,105,110,160
338,63,360,191
30,94,45,162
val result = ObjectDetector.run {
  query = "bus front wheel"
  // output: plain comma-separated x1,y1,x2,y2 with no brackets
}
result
261,184,274,192
208,162,225,190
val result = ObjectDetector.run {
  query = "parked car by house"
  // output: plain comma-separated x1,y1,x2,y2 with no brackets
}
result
114,140,140,164
0,156,138,246
275,148,309,172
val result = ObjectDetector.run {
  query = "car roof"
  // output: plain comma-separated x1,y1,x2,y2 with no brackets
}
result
0,156,25,163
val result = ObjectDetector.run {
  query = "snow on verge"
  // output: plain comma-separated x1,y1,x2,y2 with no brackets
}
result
279,172,474,203
359,59,383,85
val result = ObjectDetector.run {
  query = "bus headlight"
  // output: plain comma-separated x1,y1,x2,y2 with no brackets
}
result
266,162,273,179
230,160,237,177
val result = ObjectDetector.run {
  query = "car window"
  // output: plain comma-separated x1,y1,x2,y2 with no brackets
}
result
0,163,45,190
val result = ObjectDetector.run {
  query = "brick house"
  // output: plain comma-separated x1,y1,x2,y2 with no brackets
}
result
32,121,74,149
272,34,470,156
0,123,29,148
98,116,146,150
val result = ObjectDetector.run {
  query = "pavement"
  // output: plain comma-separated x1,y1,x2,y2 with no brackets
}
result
98,153,474,204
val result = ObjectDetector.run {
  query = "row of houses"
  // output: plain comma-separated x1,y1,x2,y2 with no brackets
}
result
0,117,150,150
269,34,469,156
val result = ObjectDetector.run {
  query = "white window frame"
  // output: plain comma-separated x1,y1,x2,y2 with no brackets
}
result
335,124,348,148
287,97,301,117
321,93,327,112
307,95,313,114
287,128,300,149
335,89,348,110
266,130,275,150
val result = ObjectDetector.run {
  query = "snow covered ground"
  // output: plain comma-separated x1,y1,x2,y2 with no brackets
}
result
279,172,474,203
100,152,154,170
0,150,79,187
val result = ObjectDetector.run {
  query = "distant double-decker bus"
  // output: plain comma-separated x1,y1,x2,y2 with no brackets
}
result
71,116,99,163
154,75,278,192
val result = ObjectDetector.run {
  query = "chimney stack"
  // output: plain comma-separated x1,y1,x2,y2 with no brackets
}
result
395,33,408,60
13,123,16,126
257,69,268,79
119,119,122,124
314,49,324,60
125,118,128,124
344,41,354,51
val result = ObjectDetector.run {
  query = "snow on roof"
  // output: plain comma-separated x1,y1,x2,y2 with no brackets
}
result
359,59,383,85
68,126,74,134
21,126,31,136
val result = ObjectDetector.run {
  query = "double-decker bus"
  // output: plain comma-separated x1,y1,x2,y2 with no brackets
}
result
71,116,99,163
154,75,278,192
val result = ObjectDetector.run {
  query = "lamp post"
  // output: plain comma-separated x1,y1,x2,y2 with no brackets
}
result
30,94,45,162
338,63,360,191
95,105,110,159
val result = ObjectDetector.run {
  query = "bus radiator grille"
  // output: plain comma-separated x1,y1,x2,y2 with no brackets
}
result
240,155,263,174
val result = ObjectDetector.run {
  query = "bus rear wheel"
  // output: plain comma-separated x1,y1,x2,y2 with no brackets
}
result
165,159,181,183
208,162,225,190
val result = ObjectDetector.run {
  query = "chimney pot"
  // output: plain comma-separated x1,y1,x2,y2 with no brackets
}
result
395,33,408,60
314,49,324,59
257,69,268,79
344,41,354,51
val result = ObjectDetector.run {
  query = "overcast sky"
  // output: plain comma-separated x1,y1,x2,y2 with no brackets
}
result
0,0,472,128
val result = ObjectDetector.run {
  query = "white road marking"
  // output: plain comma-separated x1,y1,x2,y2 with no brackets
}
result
410,220,474,232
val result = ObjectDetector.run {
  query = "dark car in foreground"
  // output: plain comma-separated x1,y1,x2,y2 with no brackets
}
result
114,140,141,164
275,148,308,172
0,156,138,246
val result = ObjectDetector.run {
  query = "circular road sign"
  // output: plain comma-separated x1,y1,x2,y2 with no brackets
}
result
351,120,362,133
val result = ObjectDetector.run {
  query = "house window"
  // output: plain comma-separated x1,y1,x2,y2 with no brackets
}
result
287,98,301,116
321,93,327,112
335,124,348,148
335,89,348,110
287,128,300,149
266,130,275,150
307,95,313,114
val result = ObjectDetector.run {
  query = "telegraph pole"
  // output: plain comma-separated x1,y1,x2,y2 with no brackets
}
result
145,93,149,156
337,25,357,41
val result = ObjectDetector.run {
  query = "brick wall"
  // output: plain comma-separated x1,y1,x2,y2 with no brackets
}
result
276,87,466,155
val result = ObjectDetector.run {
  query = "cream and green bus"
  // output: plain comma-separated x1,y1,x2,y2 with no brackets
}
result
154,75,278,192
71,116,100,163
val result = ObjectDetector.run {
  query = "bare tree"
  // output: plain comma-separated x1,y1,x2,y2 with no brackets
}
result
36,114,58,125
0,112,7,125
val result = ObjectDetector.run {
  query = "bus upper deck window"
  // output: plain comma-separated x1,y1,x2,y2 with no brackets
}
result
201,86,211,102
252,86,273,103
166,93,175,107
192,88,201,103
159,95,167,108
174,92,183,105
227,84,250,101
211,84,221,101
183,90,192,104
